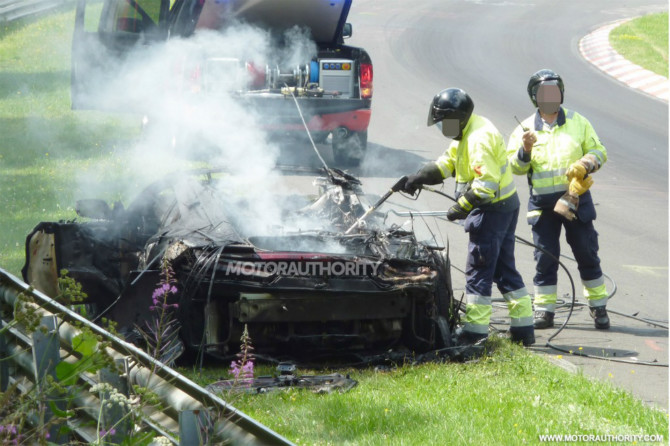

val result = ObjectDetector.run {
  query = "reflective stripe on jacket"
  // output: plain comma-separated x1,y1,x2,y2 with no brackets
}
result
434,114,517,206
506,108,607,207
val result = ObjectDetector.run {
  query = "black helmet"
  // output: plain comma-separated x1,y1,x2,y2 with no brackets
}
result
527,69,564,107
427,88,474,140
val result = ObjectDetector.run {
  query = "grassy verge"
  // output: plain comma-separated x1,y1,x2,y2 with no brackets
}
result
1,8,668,446
0,9,143,273
182,338,668,445
0,9,181,274
610,12,669,77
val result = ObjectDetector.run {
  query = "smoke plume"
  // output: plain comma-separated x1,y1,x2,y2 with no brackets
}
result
75,20,320,236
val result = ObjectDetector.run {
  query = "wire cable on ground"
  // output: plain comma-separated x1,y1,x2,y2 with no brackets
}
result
417,186,668,367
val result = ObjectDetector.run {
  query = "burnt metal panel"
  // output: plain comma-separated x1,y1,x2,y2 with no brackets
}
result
233,293,409,323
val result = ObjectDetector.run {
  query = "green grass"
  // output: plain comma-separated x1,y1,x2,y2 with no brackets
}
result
0,9,165,274
1,8,669,446
183,339,668,446
610,12,669,77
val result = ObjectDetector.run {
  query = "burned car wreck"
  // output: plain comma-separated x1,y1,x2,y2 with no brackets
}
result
22,167,455,361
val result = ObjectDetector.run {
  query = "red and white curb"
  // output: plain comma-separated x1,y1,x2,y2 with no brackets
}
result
579,19,669,102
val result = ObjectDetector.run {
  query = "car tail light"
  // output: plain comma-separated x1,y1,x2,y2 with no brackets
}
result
246,61,266,89
360,63,373,99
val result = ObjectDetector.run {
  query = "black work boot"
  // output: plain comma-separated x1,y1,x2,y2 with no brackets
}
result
454,328,488,347
533,310,554,329
589,306,610,329
452,328,488,361
509,326,535,346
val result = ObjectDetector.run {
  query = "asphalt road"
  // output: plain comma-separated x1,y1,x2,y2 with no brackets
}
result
306,0,669,409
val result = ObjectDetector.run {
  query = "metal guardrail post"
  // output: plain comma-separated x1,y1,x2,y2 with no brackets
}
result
32,315,59,387
98,357,133,443
0,318,8,391
179,409,213,446
100,357,131,396
32,315,67,443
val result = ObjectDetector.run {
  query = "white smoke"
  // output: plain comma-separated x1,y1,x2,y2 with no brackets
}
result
74,20,320,236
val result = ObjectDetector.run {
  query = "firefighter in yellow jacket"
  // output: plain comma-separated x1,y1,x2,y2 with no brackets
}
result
403,88,535,346
507,69,609,330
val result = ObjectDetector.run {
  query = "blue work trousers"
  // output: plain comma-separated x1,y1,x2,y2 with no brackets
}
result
464,207,526,297
531,210,602,286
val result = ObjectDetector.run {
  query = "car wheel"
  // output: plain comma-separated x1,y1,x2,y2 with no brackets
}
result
434,315,452,349
309,131,329,144
434,250,456,344
401,251,455,352
332,130,367,167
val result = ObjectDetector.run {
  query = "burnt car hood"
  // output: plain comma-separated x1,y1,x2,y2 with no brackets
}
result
201,0,353,44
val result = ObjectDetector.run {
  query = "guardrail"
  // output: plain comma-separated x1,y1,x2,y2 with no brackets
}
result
0,0,69,22
0,267,295,445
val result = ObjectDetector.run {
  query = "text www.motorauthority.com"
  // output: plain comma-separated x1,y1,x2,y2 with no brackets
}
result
539,434,664,443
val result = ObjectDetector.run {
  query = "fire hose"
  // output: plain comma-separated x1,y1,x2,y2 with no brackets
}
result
393,185,668,367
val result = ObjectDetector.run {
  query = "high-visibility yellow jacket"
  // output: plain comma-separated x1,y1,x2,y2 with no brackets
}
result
507,108,607,216
435,114,518,211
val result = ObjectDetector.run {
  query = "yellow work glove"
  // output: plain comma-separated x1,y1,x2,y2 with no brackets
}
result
567,155,599,181
568,176,594,196
566,161,587,181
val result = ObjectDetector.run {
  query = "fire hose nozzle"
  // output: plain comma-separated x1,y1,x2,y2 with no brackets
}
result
344,176,408,234
391,175,409,193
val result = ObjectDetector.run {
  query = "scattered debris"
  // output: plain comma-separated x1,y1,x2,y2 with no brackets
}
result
206,362,358,394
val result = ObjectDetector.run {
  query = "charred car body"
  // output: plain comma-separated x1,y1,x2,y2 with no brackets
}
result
72,0,373,166
23,168,455,360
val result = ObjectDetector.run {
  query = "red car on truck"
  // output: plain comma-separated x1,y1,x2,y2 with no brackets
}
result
72,0,373,166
